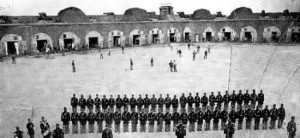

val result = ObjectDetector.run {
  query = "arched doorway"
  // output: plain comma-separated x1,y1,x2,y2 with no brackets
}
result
203,27,215,42
108,30,125,48
167,28,180,43
0,34,26,55
129,29,146,46
286,27,300,43
240,26,258,42
59,32,80,51
149,28,163,44
85,31,103,49
263,26,281,42
183,27,192,42
218,26,237,41
31,33,53,52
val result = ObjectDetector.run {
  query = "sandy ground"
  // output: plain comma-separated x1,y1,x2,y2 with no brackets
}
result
1,43,300,138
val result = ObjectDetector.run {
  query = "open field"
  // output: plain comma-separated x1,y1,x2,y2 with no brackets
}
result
1,43,300,138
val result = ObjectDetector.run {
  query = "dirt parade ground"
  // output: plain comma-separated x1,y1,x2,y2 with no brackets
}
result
1,43,300,138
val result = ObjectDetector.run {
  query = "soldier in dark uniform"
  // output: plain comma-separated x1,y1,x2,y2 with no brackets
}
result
213,108,221,131
108,95,115,112
150,94,158,112
251,90,257,110
204,108,212,131
105,110,113,128
164,110,172,132
122,107,131,132
144,94,151,113
287,116,297,138
175,121,186,138
123,94,129,110
278,104,285,129
257,90,264,109
130,95,137,112
254,106,262,130
114,109,121,133
61,107,71,134
158,94,165,112
131,109,139,132
229,107,237,128
26,118,35,138
102,95,109,112
188,108,197,132
156,109,164,132
209,92,216,111
116,95,123,112
224,119,235,138
215,92,223,111
172,110,180,131
230,91,237,110
79,110,87,133
14,126,23,138
87,95,94,112
102,124,113,138
269,104,278,129
194,93,201,112
87,110,95,133
245,107,253,130
181,109,188,126
221,108,228,130
172,95,179,112
237,107,245,130
52,124,64,138
201,93,208,111
196,108,204,131
94,94,101,113
187,93,194,113
148,110,156,132
236,90,244,111
262,105,270,130
96,109,104,133
79,94,87,112
223,91,231,111
70,94,78,112
139,108,148,132
180,93,187,113
165,94,172,112
243,90,251,109
137,94,144,113
71,109,79,134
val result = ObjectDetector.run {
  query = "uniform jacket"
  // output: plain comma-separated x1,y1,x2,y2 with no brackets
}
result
70,97,78,107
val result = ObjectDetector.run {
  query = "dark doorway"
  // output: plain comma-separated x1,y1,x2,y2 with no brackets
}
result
7,42,17,55
291,33,300,43
271,32,278,42
133,35,140,45
113,36,120,46
185,33,190,42
206,32,212,41
170,33,175,42
224,32,231,41
37,40,47,52
64,39,73,51
152,34,159,44
89,37,98,48
245,32,252,42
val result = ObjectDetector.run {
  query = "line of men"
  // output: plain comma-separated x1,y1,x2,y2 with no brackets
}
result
63,89,285,134
61,103,285,134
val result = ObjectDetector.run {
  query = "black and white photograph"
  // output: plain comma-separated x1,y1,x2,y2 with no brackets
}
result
0,0,299,138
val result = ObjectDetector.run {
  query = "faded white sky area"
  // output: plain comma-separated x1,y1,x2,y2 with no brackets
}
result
0,0,299,16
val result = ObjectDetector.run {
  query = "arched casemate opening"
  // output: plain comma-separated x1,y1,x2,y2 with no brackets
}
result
59,32,80,51
167,27,181,43
183,27,192,42
286,27,300,43
31,33,53,52
203,27,215,42
0,34,26,55
108,30,125,48
129,29,146,46
149,28,164,44
240,26,258,42
263,26,281,43
217,26,237,41
85,31,103,49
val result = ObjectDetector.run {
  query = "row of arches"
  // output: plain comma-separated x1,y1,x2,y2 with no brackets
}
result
1,26,299,55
